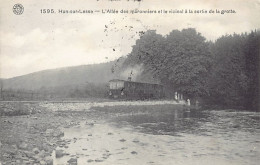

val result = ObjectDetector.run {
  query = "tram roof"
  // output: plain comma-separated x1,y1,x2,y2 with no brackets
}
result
109,79,162,86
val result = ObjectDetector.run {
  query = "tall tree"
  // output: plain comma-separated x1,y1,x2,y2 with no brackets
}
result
208,34,248,108
124,29,212,104
244,30,260,111
162,29,212,101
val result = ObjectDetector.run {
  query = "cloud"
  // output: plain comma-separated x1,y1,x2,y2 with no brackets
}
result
0,24,130,78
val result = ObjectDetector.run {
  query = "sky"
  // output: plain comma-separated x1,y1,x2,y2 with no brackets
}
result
0,0,260,78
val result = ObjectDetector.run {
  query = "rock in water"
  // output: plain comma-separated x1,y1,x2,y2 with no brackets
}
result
55,150,64,158
67,158,77,165
131,151,138,154
95,159,104,162
87,159,94,162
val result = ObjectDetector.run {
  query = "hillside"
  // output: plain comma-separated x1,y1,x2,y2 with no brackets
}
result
2,59,125,90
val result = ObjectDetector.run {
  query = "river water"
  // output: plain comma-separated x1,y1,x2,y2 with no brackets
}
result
53,107,260,165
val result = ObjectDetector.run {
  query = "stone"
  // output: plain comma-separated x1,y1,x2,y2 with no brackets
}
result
42,144,50,152
85,122,94,126
67,158,77,165
25,151,35,159
19,142,28,150
45,156,53,165
45,129,54,136
55,150,64,158
53,130,64,137
39,160,46,165
95,159,104,162
131,151,138,154
38,150,46,158
233,124,240,128
34,155,43,162
33,148,40,154
15,159,22,164
23,160,30,164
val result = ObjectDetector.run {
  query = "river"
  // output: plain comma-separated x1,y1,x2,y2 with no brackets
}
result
51,106,260,165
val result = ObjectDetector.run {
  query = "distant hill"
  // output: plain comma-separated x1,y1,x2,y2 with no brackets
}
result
0,57,162,100
2,59,125,90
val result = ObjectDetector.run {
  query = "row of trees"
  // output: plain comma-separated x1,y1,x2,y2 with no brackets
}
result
123,28,259,111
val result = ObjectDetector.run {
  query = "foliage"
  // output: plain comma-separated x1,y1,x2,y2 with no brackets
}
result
124,29,259,110
124,29,212,102
244,31,260,110
208,34,248,107
206,31,260,110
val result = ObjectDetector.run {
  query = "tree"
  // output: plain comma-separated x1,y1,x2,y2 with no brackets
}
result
124,28,259,110
124,29,212,104
162,29,212,101
206,31,260,110
123,30,166,69
244,30,260,111
208,34,249,108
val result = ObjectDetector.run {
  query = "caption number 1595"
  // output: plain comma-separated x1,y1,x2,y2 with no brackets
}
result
40,9,55,13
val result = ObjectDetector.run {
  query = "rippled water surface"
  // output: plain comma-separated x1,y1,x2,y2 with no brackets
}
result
54,108,260,165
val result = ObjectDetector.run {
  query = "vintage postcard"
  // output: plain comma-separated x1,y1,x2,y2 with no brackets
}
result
0,0,259,165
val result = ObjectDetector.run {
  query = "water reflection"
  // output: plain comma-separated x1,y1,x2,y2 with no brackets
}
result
111,109,209,136
111,108,260,137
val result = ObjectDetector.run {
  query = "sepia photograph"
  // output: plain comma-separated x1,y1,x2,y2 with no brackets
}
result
0,0,259,164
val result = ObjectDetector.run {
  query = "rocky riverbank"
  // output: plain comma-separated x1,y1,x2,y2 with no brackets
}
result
0,102,100,165
1,101,182,165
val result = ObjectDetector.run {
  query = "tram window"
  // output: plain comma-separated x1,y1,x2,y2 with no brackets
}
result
117,81,124,88
109,82,117,89
109,81,124,89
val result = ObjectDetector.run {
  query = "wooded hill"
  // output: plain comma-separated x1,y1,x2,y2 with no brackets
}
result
0,59,126,99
